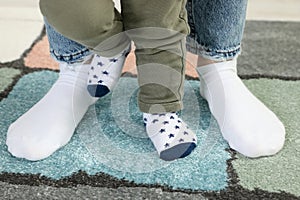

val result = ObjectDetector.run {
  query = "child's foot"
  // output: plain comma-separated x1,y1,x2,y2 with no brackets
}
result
6,60,98,161
197,59,285,158
143,112,197,161
87,44,131,97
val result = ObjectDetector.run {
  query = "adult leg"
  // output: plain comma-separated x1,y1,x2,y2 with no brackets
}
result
186,0,285,157
40,0,130,57
7,0,135,160
6,20,98,161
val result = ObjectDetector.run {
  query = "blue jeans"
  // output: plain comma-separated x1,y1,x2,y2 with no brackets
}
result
45,0,248,63
186,0,248,61
45,19,92,64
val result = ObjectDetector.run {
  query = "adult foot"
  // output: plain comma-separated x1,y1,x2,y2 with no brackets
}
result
197,59,285,157
6,60,98,161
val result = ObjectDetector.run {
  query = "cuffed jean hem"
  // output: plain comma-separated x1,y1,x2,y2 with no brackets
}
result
138,100,183,114
186,37,241,62
49,48,92,64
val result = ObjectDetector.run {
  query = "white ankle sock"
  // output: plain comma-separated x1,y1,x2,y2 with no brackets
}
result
87,44,131,97
197,59,285,157
143,112,197,161
6,61,98,161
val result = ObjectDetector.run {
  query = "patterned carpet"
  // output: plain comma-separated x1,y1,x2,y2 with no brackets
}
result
0,21,300,199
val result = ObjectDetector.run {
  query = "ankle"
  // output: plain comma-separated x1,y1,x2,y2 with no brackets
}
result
197,59,237,78
197,55,222,67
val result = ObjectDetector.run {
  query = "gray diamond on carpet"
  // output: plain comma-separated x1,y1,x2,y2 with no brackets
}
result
238,21,300,78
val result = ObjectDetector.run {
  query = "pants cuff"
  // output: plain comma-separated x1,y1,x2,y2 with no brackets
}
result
186,37,241,62
92,34,131,57
138,100,183,114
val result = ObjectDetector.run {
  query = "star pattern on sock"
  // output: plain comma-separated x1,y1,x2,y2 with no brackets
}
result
87,44,131,97
97,62,104,66
102,71,109,75
159,129,166,133
143,112,197,161
152,119,159,123
179,138,184,143
93,75,98,79
109,58,118,63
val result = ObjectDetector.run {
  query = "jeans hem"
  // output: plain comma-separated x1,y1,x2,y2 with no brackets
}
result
50,48,92,64
186,37,241,61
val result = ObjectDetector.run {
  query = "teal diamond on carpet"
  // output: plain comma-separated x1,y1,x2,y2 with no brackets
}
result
0,71,230,191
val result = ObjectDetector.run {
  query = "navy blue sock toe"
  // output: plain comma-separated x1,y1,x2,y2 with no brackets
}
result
179,143,197,158
87,85,110,97
159,143,197,161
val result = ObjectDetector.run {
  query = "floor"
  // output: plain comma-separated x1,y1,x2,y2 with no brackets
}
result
1,1,300,199
0,0,300,63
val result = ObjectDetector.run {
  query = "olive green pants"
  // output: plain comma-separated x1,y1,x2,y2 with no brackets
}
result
40,0,189,113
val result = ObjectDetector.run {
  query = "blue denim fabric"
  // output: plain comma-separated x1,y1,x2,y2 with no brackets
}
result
45,19,92,64
186,0,248,61
45,0,247,63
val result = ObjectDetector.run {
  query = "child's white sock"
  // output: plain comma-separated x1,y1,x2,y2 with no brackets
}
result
143,112,197,161
87,44,131,97
6,60,98,161
196,59,285,158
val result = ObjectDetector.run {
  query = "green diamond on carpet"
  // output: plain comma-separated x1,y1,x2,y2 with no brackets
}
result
0,71,230,191
0,68,21,92
232,79,300,197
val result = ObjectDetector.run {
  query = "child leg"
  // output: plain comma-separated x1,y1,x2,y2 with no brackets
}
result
122,0,197,161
